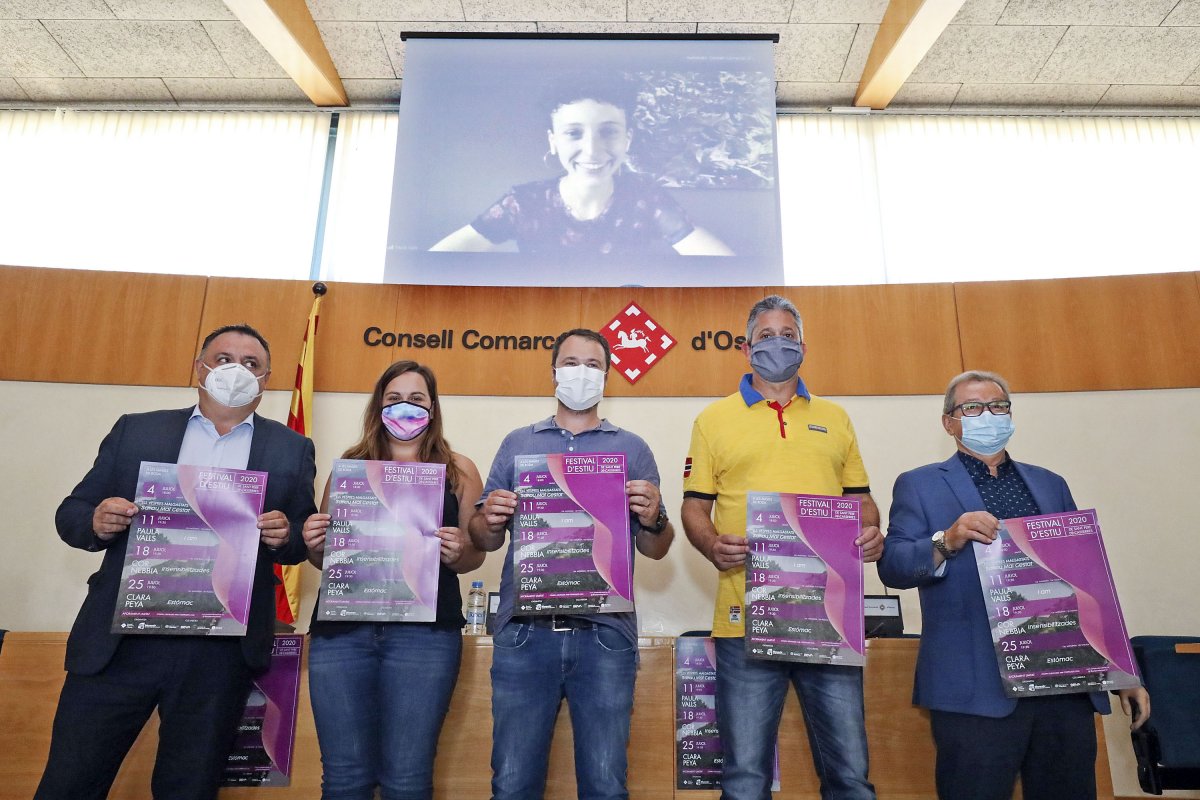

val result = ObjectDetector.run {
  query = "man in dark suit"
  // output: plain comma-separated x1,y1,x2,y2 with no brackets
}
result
877,370,1149,800
34,324,316,800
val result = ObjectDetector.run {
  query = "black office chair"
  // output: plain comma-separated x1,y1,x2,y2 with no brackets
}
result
1130,635,1200,794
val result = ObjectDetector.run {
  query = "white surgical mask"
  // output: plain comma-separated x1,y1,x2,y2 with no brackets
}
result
201,363,264,408
554,365,605,411
959,411,1014,456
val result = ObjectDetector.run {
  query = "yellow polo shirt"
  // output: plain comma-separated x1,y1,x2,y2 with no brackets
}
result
684,374,870,637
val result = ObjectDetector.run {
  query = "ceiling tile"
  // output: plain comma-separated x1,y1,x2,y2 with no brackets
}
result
630,0,793,23
18,76,176,102
775,81,856,107
377,21,538,77
1096,84,1200,107
463,0,625,22
700,23,857,82
1163,0,1200,25
44,20,231,77
104,0,235,20
998,0,1179,26
789,0,887,23
0,20,82,76
839,22,876,82
951,0,1009,24
202,21,288,78
953,82,1107,108
889,82,960,108
0,0,112,18
536,20,697,32
1037,26,1200,84
908,24,1067,83
306,0,464,21
317,21,395,79
164,77,311,105
0,76,30,99
342,77,402,102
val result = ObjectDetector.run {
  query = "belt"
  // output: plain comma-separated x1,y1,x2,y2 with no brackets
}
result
523,614,595,632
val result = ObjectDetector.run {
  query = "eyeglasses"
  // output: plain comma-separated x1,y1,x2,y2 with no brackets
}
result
951,400,1012,417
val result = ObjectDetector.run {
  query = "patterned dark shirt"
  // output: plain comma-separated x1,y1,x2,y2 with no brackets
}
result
470,172,694,256
957,450,1041,520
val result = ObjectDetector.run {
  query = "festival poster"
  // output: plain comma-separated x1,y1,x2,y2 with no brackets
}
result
112,461,266,636
318,459,444,623
675,636,780,792
221,635,303,787
512,453,633,615
744,493,865,666
974,509,1141,698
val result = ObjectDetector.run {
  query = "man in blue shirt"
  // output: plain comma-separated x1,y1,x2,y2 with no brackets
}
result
35,324,315,800
469,328,674,800
878,370,1149,800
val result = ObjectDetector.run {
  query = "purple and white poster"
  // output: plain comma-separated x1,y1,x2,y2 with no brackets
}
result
676,636,722,790
675,636,779,791
318,459,444,623
221,635,303,787
974,509,1141,698
513,453,633,615
745,493,865,666
112,461,266,637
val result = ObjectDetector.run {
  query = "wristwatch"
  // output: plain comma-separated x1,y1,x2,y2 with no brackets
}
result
646,508,669,534
932,530,957,559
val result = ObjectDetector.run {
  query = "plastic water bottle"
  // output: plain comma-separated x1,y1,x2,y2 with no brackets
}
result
465,580,487,635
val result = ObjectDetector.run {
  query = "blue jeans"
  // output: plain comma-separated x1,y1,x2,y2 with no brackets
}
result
489,620,637,800
308,624,463,800
715,636,875,800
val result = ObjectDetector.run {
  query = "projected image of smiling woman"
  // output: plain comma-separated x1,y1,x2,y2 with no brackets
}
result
430,74,733,257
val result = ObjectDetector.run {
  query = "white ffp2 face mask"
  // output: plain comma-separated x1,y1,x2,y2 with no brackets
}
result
201,363,264,408
554,365,605,411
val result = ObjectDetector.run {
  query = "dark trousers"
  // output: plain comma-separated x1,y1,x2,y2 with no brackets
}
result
34,636,252,800
930,694,1098,800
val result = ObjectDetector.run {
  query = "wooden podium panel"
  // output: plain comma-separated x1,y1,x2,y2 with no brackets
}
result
0,266,207,387
0,633,1113,800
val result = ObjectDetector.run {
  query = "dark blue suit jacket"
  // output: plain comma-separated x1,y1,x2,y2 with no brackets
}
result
877,453,1109,717
55,407,316,675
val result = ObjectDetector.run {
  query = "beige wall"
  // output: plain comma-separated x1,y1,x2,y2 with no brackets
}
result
2,379,1198,797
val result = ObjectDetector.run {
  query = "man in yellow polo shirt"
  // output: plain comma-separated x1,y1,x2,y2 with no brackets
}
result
681,294,884,800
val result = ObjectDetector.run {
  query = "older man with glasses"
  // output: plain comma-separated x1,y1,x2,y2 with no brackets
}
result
877,370,1150,800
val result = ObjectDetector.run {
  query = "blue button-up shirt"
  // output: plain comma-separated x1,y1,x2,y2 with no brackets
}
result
177,406,254,470
480,416,663,647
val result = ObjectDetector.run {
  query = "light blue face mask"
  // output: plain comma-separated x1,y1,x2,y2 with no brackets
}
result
959,411,1014,456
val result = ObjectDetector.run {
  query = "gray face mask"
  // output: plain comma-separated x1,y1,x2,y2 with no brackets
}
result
749,336,804,383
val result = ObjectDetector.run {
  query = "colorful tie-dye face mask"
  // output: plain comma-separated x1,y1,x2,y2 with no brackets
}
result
381,401,431,441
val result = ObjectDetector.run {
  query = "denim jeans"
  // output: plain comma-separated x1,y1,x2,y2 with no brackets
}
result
489,620,637,800
715,636,875,800
308,624,463,800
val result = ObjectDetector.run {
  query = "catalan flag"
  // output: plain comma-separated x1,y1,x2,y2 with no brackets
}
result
276,287,323,625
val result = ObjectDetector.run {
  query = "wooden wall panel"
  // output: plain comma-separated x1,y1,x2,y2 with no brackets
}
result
0,266,206,386
580,287,766,398
310,281,401,393
764,284,964,396
955,273,1200,392
195,277,321,392
391,286,583,397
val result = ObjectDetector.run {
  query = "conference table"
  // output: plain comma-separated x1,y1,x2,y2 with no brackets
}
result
0,633,1113,799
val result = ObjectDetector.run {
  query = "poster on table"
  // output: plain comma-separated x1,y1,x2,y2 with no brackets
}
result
112,461,266,636
512,453,633,615
675,636,779,791
221,635,303,787
317,459,445,622
974,509,1141,698
744,492,865,666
